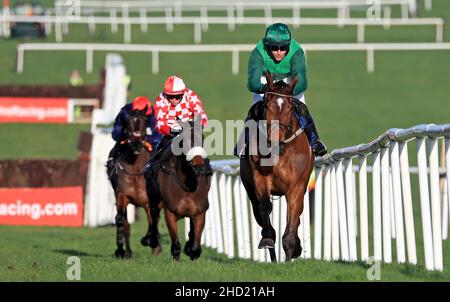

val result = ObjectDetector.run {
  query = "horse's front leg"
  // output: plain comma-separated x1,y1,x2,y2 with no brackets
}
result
164,209,181,261
115,193,132,259
188,212,206,260
141,205,162,256
283,185,306,261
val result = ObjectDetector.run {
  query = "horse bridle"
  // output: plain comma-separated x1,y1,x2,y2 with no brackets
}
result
262,91,304,144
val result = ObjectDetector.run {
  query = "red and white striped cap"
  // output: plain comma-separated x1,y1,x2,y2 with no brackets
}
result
163,75,186,95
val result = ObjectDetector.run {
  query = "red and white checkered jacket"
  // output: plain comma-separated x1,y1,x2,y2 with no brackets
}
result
154,88,208,136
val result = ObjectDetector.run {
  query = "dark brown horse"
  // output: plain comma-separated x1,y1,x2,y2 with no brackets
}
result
146,118,212,260
240,72,314,262
109,106,161,258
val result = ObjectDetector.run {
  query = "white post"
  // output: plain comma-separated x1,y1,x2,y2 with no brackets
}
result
239,179,251,259
436,21,443,43
314,167,324,260
123,19,131,43
428,137,443,271
331,164,340,260
367,47,374,74
17,46,24,74
236,1,244,24
251,209,260,261
401,3,409,19
200,7,208,32
227,6,236,31
88,16,96,35
140,8,148,33
303,190,311,259
381,147,392,263
211,173,224,252
207,176,217,249
232,48,239,76
425,0,433,11
280,195,287,262
359,155,369,261
357,22,365,43
372,151,382,261
389,170,396,239
272,195,280,262
194,21,201,44
323,166,332,261
174,1,182,23
264,5,272,27
45,11,52,35
292,3,301,29
233,177,245,258
344,158,357,261
110,9,118,33
416,137,435,270
445,138,450,240
55,16,62,42
399,142,417,264
336,161,349,261
218,173,229,256
225,175,234,258
165,7,174,33
390,142,406,263
86,47,93,74
383,6,391,30
152,49,159,74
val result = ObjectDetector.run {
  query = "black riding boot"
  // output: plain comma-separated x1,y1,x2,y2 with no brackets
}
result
233,102,264,158
106,143,121,177
292,99,327,157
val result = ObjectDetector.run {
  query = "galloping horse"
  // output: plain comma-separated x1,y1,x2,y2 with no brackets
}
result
240,72,314,262
145,117,212,260
108,106,162,258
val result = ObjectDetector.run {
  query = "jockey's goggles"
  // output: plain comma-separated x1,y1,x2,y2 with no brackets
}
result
165,93,184,100
269,45,289,52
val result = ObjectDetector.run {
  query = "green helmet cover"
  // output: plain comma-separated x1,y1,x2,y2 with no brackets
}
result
264,23,291,47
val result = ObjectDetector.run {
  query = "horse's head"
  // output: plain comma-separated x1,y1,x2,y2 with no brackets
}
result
126,106,147,154
182,116,211,177
263,71,298,143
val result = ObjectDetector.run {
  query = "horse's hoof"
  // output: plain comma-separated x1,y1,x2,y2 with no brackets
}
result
184,242,192,256
114,249,125,258
141,235,151,247
189,248,202,261
258,238,275,249
172,255,180,261
124,250,132,259
152,245,162,256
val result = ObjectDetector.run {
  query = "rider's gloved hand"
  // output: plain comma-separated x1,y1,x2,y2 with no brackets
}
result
143,141,153,152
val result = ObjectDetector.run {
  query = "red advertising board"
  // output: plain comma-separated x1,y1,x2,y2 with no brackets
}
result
0,187,83,227
0,97,69,123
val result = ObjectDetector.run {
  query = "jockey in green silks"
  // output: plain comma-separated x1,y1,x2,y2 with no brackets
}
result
235,23,327,157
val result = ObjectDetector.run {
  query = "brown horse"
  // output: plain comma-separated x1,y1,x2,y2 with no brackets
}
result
109,106,161,258
145,118,212,260
240,72,314,262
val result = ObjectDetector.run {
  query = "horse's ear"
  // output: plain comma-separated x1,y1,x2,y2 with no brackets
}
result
288,74,298,92
265,71,274,90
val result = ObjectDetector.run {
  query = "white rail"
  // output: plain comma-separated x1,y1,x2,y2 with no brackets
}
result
204,123,449,271
16,42,450,75
1,15,443,44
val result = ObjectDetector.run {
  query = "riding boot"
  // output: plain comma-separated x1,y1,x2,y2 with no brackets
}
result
106,142,121,177
292,99,327,157
234,101,264,158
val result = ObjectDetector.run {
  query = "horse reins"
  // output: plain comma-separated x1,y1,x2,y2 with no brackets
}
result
262,92,304,144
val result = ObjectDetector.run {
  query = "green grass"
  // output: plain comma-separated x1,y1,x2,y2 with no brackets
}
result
0,0,450,281
0,213,448,282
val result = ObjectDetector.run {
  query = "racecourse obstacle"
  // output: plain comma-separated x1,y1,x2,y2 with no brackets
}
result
201,123,449,271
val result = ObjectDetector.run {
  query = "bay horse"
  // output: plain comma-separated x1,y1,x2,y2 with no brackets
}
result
108,106,162,258
240,72,314,262
145,117,212,260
